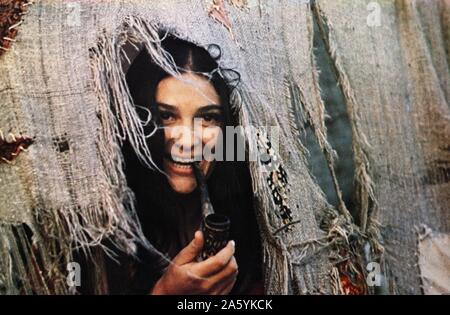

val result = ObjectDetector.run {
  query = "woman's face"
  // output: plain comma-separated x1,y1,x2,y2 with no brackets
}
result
155,72,223,194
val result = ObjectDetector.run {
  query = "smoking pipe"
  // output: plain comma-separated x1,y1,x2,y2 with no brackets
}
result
192,162,230,260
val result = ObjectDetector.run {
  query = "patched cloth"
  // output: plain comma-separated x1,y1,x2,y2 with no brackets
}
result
0,0,30,57
0,132,33,163
0,0,448,295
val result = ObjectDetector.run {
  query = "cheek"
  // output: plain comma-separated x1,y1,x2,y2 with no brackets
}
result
163,128,170,146
163,126,178,151
202,127,221,147
163,126,177,141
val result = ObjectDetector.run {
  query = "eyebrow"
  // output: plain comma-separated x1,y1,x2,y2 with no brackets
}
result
156,102,178,111
196,104,223,114
156,102,223,113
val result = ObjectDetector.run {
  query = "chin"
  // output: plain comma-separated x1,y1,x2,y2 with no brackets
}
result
167,176,198,194
163,158,213,194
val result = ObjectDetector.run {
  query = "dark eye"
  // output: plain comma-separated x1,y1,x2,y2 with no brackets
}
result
203,115,214,122
159,111,175,121
200,113,223,123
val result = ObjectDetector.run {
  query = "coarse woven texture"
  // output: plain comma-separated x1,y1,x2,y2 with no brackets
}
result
0,0,448,295
314,0,450,294
417,226,450,295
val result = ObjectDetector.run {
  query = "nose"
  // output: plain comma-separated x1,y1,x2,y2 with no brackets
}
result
170,124,202,156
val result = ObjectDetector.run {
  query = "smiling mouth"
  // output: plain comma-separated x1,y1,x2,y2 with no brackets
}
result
164,154,200,170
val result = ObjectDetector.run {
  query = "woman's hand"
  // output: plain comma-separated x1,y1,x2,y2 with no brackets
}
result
150,231,238,295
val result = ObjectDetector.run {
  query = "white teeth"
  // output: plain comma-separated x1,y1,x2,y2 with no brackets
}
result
172,161,192,169
172,157,195,164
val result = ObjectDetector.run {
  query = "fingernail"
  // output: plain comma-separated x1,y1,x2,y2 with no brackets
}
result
230,240,235,247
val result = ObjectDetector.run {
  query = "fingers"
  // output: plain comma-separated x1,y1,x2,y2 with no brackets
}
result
191,240,235,278
188,256,238,294
220,276,238,295
173,230,204,265
188,256,238,295
207,256,238,285
212,271,238,295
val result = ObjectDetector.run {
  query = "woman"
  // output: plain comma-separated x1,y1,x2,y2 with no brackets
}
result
113,35,264,295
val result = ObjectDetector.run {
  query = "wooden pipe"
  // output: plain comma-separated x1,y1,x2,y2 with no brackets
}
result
193,162,230,260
